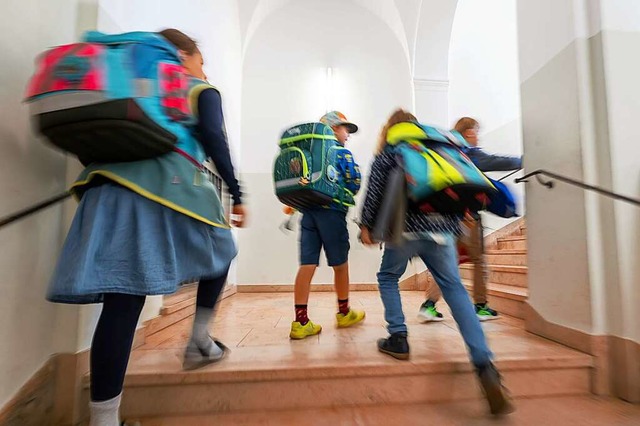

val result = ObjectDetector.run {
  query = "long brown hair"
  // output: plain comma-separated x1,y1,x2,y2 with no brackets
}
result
159,28,199,55
376,109,417,154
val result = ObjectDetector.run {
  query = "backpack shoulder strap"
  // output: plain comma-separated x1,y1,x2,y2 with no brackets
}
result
188,81,220,117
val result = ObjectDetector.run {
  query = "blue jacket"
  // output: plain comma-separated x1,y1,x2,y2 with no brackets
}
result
464,147,522,172
332,148,361,211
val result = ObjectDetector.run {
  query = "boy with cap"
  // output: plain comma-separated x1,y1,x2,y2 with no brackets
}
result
290,111,366,339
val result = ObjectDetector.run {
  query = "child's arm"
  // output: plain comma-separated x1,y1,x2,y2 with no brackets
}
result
466,147,522,172
359,152,395,231
197,88,243,206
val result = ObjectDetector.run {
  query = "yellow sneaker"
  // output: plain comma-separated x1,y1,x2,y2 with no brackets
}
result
336,309,366,328
290,320,322,339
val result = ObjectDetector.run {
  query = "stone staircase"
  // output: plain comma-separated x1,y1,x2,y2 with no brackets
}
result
79,219,606,423
460,220,528,319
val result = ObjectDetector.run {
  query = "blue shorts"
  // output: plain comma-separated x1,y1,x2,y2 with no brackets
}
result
299,209,350,267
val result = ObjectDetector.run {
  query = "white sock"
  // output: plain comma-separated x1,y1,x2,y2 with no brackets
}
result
190,306,221,356
89,393,121,426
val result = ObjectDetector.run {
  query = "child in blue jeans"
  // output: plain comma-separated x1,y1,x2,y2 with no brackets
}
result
290,111,366,339
359,109,513,416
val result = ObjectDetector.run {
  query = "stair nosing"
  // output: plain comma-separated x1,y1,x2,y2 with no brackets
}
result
460,264,528,273
88,354,591,388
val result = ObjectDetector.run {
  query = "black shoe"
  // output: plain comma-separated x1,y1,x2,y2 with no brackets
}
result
377,332,410,360
476,363,515,415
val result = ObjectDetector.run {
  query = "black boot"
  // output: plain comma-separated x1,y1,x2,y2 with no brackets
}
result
476,362,515,415
377,332,410,360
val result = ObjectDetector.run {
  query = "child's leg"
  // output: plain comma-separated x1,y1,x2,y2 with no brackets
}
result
416,236,493,368
377,244,412,335
332,261,349,311
466,215,488,305
296,212,322,308
291,211,322,337
319,210,364,325
90,293,146,425
183,272,231,370
424,274,442,302
294,264,317,315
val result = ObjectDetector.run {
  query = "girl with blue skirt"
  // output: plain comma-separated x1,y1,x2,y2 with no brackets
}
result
47,29,245,425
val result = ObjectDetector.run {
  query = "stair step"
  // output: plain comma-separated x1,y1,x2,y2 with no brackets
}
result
82,291,593,421
462,280,528,319
460,264,528,288
162,283,198,307
144,303,196,338
160,296,196,316
497,236,527,251
135,396,640,425
484,250,527,266
108,351,591,418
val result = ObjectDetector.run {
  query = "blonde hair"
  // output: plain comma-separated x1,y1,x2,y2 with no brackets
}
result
376,109,417,154
453,117,479,134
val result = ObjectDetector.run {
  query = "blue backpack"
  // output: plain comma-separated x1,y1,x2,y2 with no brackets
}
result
25,31,196,164
387,122,498,214
486,178,518,218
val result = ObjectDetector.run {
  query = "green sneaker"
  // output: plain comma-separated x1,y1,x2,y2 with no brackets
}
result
417,300,444,322
476,303,499,321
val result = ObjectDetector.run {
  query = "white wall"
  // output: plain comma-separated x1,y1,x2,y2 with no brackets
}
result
412,0,458,126
599,0,640,343
448,0,524,232
517,0,640,343
238,0,414,285
0,0,94,408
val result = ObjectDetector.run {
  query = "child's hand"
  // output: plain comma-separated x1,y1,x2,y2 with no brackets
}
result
231,204,247,228
359,227,377,246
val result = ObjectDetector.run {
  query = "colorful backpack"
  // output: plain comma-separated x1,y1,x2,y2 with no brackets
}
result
25,31,194,165
273,122,355,210
387,122,497,214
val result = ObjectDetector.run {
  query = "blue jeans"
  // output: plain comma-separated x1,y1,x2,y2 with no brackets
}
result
376,235,493,367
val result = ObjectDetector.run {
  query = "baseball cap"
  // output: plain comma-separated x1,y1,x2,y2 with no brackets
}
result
319,111,359,134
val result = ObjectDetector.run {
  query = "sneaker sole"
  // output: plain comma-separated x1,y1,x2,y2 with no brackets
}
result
477,314,500,322
417,313,445,323
289,329,322,340
337,314,366,328
378,347,410,360
182,342,229,371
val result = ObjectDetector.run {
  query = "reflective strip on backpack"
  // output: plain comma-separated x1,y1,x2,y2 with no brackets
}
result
28,91,107,114
188,83,219,117
275,177,303,188
279,134,337,146
275,172,323,189
133,78,154,97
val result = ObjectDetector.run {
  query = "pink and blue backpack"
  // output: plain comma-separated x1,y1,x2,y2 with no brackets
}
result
25,31,200,165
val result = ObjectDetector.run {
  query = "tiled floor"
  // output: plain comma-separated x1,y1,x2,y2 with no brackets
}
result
131,291,586,376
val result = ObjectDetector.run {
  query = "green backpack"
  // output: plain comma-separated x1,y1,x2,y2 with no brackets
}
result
273,122,354,210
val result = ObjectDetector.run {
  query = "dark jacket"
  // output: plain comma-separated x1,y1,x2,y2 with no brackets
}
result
464,147,522,172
